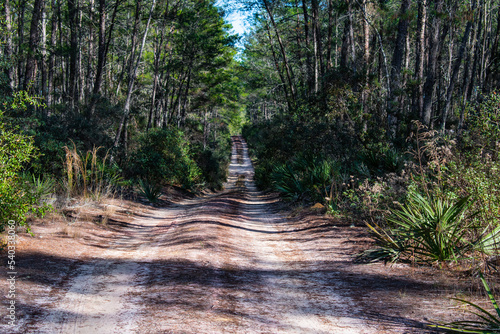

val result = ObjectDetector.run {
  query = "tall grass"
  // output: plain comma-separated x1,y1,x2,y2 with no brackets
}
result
64,143,122,200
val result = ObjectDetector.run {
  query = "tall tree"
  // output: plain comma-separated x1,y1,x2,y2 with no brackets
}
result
24,0,45,91
388,0,411,138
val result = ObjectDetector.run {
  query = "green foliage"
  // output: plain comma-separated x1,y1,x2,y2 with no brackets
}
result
462,92,500,157
137,179,162,204
19,173,56,203
362,188,475,263
194,147,229,190
433,273,500,333
0,94,52,231
63,144,123,200
270,157,340,204
30,104,119,177
360,144,407,175
128,128,202,189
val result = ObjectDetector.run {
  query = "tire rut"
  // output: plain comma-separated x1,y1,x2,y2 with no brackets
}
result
26,136,385,333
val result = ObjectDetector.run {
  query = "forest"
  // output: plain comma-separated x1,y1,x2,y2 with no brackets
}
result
1,0,500,295
1,0,500,331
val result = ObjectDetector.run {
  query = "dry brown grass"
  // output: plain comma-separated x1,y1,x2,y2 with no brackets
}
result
99,204,117,226
61,224,84,239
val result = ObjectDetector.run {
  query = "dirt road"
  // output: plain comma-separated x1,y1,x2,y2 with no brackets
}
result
2,137,460,333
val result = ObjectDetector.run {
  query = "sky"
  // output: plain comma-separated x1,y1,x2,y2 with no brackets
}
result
215,1,253,45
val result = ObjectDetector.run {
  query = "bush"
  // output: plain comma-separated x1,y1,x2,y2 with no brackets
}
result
194,148,228,190
0,93,52,231
63,144,123,199
128,128,202,189
270,156,340,204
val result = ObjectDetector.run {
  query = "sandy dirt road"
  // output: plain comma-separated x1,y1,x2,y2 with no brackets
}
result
1,136,456,333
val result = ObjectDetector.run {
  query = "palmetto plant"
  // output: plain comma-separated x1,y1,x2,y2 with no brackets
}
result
20,173,56,203
363,189,475,263
270,157,339,203
137,179,162,204
390,190,474,262
432,272,500,333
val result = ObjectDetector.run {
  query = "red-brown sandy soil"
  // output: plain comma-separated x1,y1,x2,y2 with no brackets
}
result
0,136,497,333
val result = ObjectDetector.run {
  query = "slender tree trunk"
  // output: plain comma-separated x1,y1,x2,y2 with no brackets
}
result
361,0,370,133
388,0,411,138
311,0,323,93
341,0,356,73
340,16,349,69
4,0,14,91
114,0,157,148
442,20,472,130
86,0,95,103
148,36,162,131
67,0,79,107
301,0,312,94
413,0,427,120
47,0,57,106
468,2,483,102
41,6,47,102
77,5,84,103
24,0,45,91
264,22,292,111
326,0,334,70
348,0,356,73
293,1,304,95
263,0,296,103
17,0,27,89
422,0,445,127
90,0,120,115
180,67,192,127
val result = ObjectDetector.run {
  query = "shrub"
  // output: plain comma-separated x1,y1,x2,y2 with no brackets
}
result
0,93,52,231
63,144,123,200
270,156,340,204
361,189,475,263
128,128,202,189
194,148,228,190
137,179,162,204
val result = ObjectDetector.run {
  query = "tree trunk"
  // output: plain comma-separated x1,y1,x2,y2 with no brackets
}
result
90,0,121,115
442,20,472,130
4,0,14,91
114,0,157,148
326,0,334,70
311,0,323,93
86,0,95,103
340,0,356,73
422,0,445,127
47,0,57,105
17,0,27,89
41,6,47,102
348,0,356,73
24,0,45,91
361,0,370,133
301,0,312,94
67,0,79,107
265,22,292,111
263,0,296,104
413,0,427,121
388,0,411,138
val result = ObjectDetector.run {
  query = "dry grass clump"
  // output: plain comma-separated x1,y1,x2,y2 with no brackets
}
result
61,224,84,239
